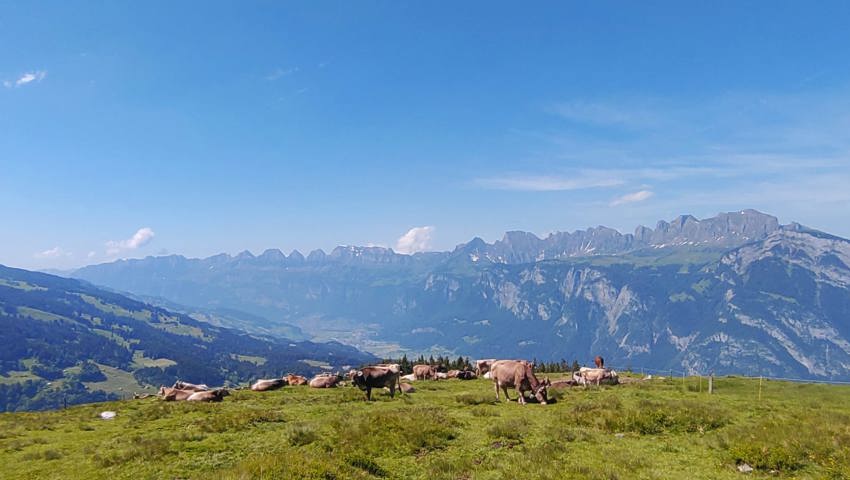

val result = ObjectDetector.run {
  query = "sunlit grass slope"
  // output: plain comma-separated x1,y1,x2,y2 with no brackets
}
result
2,375,849,479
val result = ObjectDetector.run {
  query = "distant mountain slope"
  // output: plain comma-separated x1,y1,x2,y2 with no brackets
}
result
70,210,850,380
0,265,376,412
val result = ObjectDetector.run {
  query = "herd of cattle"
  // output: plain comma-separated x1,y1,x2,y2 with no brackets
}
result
152,356,620,405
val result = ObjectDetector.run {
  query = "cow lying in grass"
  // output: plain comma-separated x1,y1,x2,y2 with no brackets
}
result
285,374,308,386
309,373,341,388
186,389,230,402
251,378,287,392
172,380,209,392
574,367,619,386
159,386,194,401
490,360,550,405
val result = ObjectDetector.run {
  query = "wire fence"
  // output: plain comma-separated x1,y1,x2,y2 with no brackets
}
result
588,365,850,385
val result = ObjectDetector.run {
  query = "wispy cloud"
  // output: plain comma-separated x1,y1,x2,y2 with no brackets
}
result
4,70,47,88
106,227,155,256
548,100,658,128
265,67,299,81
610,189,654,207
395,226,434,254
34,247,70,259
474,173,624,192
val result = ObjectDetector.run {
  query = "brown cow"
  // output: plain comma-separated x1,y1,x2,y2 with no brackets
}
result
490,360,550,405
172,380,209,392
251,378,287,392
446,369,461,378
399,383,416,393
413,364,437,380
349,365,401,400
187,389,230,402
594,356,605,369
285,374,308,386
475,358,497,377
309,373,341,388
158,386,194,401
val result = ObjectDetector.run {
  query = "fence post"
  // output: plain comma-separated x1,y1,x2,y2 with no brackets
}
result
758,376,763,402
708,372,714,394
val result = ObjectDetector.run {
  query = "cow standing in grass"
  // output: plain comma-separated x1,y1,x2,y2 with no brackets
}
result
349,364,402,401
413,364,437,380
475,359,497,377
490,360,550,405
594,356,605,369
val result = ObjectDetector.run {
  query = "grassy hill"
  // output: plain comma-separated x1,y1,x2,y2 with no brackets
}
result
0,265,375,412
1,375,848,479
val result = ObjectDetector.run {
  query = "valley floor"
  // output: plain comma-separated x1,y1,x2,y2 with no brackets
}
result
1,375,849,479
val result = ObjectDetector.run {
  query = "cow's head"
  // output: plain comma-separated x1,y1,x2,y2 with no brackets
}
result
351,370,367,389
534,378,550,405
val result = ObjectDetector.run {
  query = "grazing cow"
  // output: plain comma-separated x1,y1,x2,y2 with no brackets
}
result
309,373,341,388
594,356,605,369
457,370,477,380
349,365,401,401
187,389,230,402
399,383,416,393
172,380,210,392
285,374,308,386
400,373,417,382
576,367,619,386
158,386,194,401
251,378,287,392
413,364,438,380
475,359,497,377
490,360,550,405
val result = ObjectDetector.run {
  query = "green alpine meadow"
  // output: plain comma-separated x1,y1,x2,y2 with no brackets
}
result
2,375,849,479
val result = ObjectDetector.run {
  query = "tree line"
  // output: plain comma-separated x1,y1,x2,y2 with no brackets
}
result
380,355,583,374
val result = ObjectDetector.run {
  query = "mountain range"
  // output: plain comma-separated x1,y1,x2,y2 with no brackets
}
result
69,210,850,380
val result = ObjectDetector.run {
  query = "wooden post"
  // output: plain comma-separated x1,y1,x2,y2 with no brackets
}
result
699,375,702,393
758,376,763,402
708,373,714,394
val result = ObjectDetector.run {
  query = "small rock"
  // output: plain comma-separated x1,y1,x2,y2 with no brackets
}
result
614,433,625,438
737,463,753,473
99,411,116,420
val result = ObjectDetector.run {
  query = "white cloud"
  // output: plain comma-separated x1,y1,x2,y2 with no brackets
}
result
87,251,97,259
395,226,435,254
106,227,155,255
475,174,624,192
5,71,47,88
610,190,654,207
34,247,71,259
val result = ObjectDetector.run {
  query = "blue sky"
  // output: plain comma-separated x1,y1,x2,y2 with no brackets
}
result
3,2,850,269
